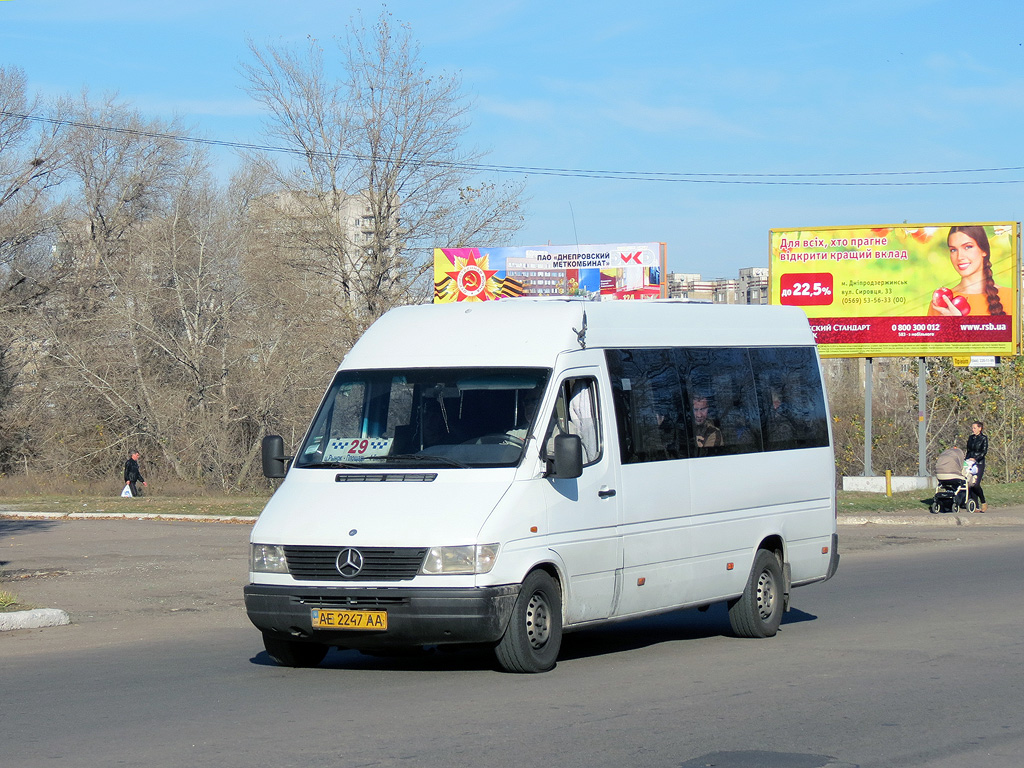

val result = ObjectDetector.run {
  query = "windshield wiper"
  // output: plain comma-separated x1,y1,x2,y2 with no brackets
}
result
387,453,471,469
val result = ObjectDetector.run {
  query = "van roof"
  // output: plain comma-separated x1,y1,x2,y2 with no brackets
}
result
340,299,816,370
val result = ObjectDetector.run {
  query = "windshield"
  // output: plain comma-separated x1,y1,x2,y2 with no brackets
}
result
295,367,551,469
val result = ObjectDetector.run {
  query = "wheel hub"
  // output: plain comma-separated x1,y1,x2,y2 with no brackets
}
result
525,592,550,649
756,570,777,620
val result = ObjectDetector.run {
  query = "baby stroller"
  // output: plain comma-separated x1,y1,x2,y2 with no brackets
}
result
931,446,980,514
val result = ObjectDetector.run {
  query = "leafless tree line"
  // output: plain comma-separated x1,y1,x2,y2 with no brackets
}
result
827,356,1024,484
0,14,525,489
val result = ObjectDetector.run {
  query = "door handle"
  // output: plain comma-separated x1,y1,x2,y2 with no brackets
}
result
598,488,616,498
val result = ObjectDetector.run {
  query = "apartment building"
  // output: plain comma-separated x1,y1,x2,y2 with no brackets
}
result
667,267,769,305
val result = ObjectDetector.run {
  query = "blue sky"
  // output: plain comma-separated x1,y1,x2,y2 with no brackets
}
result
3,0,1023,277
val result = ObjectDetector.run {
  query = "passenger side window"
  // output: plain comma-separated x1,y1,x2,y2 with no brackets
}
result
749,348,830,451
543,377,602,466
606,349,689,464
606,346,826,464
677,348,763,456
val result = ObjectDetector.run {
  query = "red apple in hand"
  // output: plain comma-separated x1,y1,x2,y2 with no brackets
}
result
932,287,953,308
951,295,971,315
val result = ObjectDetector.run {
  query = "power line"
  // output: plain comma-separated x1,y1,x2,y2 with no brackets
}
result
4,109,1024,186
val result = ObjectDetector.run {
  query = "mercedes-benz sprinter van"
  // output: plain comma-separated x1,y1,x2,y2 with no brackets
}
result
245,299,839,672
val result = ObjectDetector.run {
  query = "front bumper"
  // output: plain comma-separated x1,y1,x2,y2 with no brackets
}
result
244,583,520,649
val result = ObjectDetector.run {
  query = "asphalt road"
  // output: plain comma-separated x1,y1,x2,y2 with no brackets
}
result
3,515,1024,768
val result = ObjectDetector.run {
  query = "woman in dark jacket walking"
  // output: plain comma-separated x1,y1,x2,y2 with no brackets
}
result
965,421,988,512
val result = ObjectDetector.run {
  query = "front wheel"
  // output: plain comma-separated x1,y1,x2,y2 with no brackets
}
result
495,570,562,673
262,633,328,667
728,549,784,638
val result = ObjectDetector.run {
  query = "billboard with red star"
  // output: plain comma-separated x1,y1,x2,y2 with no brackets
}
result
433,243,666,303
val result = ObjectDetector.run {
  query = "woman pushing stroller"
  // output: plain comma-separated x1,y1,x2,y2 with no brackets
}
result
932,446,980,514
966,420,988,513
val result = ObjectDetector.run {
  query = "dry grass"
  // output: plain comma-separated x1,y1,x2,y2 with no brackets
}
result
0,476,271,518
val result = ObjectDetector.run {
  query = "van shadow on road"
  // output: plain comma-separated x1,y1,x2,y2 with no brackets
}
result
246,604,819,673
558,603,818,663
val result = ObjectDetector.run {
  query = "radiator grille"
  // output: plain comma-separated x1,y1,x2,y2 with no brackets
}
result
284,546,427,581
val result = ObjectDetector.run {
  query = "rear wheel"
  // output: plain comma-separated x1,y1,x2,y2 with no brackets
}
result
728,549,784,638
495,570,562,673
930,500,941,514
262,633,328,667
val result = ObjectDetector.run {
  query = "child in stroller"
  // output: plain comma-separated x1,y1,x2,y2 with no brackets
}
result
931,446,981,514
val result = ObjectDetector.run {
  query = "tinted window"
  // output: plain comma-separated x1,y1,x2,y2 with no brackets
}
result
606,349,689,464
606,346,827,464
677,347,762,456
748,347,829,451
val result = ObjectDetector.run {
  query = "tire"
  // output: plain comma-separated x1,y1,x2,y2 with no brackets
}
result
966,497,979,514
930,501,941,514
263,633,328,667
494,570,562,673
951,501,960,514
728,549,784,639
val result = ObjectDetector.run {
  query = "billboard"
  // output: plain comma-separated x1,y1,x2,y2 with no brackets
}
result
433,243,666,303
769,223,1019,358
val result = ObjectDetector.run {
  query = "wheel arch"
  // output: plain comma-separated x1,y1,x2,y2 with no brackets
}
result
756,534,791,609
758,534,786,561
524,559,565,620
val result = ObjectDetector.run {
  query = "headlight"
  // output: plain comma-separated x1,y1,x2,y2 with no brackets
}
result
420,544,499,575
251,544,289,574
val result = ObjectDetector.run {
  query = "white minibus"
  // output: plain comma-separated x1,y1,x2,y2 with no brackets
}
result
245,299,839,672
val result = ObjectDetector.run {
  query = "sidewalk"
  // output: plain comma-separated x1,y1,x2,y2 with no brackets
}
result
838,505,1024,527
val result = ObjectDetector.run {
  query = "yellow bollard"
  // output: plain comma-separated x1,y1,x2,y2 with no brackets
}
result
885,469,892,497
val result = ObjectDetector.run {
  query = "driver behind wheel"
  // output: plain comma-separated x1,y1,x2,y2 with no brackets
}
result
506,386,544,442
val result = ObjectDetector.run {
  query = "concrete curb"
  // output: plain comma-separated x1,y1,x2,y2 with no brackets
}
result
839,513,1023,526
0,511,255,524
0,607,71,631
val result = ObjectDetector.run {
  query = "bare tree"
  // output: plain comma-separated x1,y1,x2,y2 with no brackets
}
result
240,11,525,339
34,95,208,478
0,67,67,473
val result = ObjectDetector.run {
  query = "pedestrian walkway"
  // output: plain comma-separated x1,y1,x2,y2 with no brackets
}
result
839,505,1024,527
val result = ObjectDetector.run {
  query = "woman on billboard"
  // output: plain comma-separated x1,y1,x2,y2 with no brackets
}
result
929,225,1009,316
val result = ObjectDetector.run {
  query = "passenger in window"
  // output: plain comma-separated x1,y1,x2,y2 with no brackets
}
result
767,389,796,446
692,396,722,453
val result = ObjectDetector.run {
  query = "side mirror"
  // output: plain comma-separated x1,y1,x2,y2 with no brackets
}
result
551,433,583,479
261,435,291,478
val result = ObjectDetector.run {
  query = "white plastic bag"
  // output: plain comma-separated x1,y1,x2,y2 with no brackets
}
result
120,485,133,498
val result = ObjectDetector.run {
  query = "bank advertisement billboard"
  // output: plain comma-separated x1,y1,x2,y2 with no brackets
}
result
433,242,666,303
769,223,1019,358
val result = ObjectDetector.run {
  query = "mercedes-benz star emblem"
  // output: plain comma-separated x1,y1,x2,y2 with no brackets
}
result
336,547,364,578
